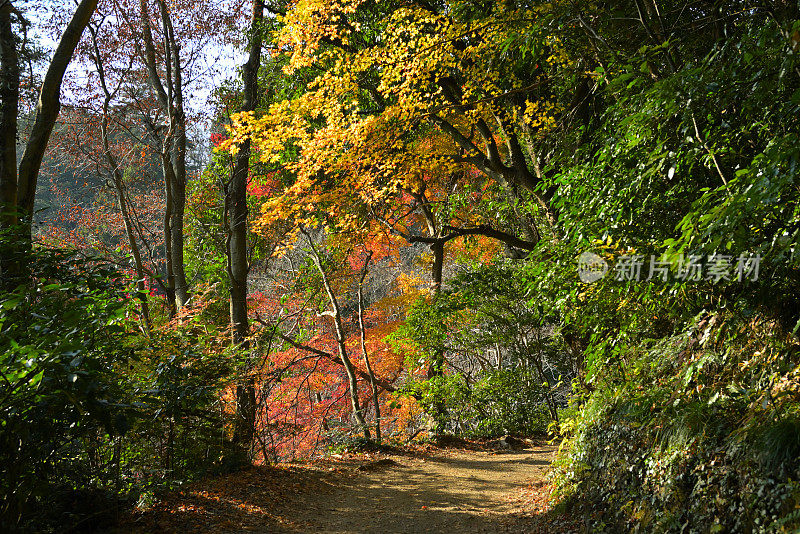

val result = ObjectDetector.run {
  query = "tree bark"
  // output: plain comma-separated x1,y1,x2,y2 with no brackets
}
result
230,0,264,448
17,0,98,219
357,252,381,443
431,239,444,296
0,3,19,229
161,150,177,316
137,0,189,311
0,3,20,289
160,1,188,308
302,228,370,440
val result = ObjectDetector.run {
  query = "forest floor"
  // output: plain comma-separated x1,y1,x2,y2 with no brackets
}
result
118,439,582,533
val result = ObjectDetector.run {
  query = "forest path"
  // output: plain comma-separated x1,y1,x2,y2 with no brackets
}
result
122,442,580,533
277,443,559,534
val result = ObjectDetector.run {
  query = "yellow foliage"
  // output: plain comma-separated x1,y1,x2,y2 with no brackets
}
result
214,0,579,253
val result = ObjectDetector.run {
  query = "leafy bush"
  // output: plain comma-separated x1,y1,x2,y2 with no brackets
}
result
0,248,134,531
517,12,800,532
0,245,237,532
551,313,800,533
393,261,574,437
399,369,552,437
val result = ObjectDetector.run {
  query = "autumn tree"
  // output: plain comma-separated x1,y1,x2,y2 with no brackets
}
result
356,250,381,442
222,0,581,255
72,18,157,329
221,2,561,400
300,227,370,438
247,228,411,455
39,0,241,316
0,0,98,288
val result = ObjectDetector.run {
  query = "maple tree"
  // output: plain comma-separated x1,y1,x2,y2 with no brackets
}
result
218,0,576,385
216,1,569,417
221,0,583,252
196,197,428,459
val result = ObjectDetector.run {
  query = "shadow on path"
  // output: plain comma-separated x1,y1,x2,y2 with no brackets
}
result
117,445,582,534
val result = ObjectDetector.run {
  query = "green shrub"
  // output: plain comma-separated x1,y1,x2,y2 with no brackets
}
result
0,248,135,531
0,245,235,532
391,261,575,437
550,314,800,533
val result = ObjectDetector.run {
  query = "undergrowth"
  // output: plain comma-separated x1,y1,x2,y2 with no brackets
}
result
551,312,800,533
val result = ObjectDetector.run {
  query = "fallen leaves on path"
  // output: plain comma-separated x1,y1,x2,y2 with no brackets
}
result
116,442,582,533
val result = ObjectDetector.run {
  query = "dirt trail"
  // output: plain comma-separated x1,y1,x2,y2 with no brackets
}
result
122,443,579,534
276,444,558,533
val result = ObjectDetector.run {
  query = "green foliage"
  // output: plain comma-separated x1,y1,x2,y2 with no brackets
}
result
401,370,551,437
550,313,800,532
125,326,234,483
0,247,135,531
0,244,236,532
393,261,574,436
509,7,800,532
186,165,229,292
392,296,449,369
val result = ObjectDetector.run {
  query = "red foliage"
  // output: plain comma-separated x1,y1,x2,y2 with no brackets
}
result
241,254,417,462
210,132,229,147
246,173,280,198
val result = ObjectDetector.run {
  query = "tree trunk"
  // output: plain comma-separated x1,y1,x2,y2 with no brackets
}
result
357,252,381,443
411,191,447,431
161,2,189,309
162,152,177,317
138,0,189,312
17,0,98,220
0,4,20,290
302,228,370,439
0,4,19,229
169,172,188,309
114,178,152,332
431,239,444,295
230,0,264,448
